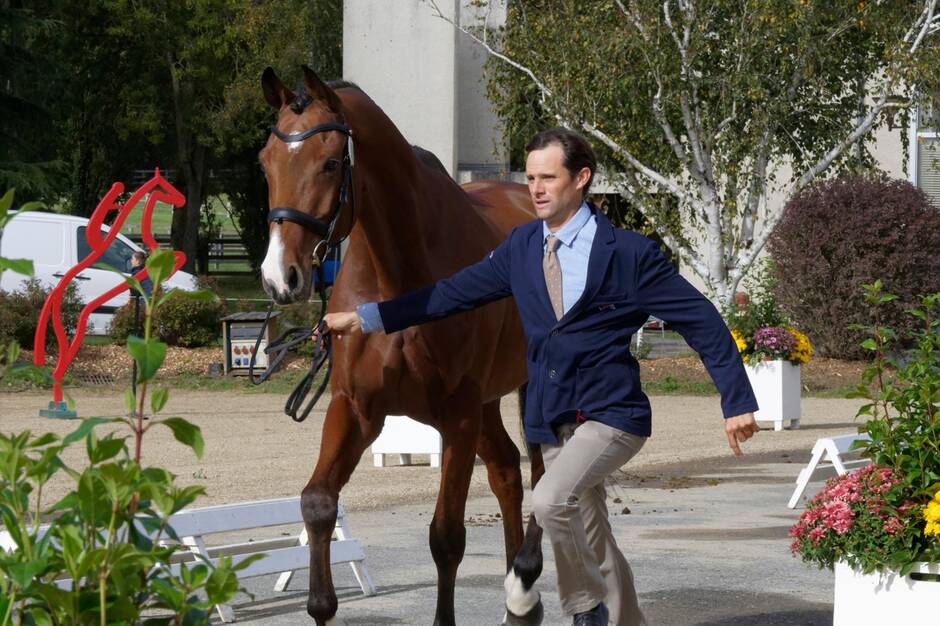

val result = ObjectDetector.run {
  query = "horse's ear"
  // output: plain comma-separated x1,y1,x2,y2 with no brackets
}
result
301,65,342,113
262,67,294,110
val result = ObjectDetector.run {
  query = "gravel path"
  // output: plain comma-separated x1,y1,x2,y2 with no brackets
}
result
2,388,866,511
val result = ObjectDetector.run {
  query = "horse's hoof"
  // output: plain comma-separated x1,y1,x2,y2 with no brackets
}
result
504,570,540,617
502,599,543,626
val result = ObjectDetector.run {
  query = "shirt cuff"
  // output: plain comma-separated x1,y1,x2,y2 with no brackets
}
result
356,302,385,334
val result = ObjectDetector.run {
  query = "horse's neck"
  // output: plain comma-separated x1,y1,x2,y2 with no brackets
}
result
348,162,440,297
339,91,473,297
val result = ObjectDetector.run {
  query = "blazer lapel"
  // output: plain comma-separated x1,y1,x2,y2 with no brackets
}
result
560,209,616,324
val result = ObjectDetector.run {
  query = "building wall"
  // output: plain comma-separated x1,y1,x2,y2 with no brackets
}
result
456,1,508,174
343,0,458,174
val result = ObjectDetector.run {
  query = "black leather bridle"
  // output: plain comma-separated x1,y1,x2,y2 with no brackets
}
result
266,121,355,260
248,119,355,421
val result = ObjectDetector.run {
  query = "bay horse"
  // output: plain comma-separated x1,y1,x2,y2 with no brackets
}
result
258,66,545,625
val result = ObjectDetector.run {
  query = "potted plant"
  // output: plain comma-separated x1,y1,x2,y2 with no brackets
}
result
789,283,940,623
724,263,812,430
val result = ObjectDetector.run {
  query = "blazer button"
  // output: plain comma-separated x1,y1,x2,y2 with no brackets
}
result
550,330,559,337
549,369,557,378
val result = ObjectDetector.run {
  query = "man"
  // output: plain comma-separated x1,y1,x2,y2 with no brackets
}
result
129,250,152,297
324,128,759,626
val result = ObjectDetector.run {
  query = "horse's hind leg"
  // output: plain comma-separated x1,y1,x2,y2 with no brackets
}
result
503,440,546,625
476,400,524,570
301,393,378,626
429,384,483,626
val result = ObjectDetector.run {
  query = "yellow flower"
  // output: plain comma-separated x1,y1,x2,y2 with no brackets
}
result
731,329,747,354
787,327,813,364
924,492,940,537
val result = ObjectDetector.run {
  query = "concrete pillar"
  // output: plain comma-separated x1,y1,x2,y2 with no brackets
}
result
343,0,458,175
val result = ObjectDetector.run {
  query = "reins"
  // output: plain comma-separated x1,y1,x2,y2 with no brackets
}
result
247,266,331,422
247,119,354,422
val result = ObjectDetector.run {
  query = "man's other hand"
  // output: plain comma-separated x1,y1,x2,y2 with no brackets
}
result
322,311,361,336
725,413,759,457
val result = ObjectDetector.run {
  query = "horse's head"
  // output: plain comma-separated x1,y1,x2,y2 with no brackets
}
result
259,66,354,304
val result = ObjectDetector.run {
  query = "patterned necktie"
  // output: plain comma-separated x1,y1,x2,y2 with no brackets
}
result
543,234,563,320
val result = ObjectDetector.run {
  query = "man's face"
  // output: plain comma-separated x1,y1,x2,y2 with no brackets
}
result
525,144,589,230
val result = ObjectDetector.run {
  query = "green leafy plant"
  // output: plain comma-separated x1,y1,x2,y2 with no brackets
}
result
790,282,940,574
0,248,255,625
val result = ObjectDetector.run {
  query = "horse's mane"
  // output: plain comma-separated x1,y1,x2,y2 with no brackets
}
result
288,80,362,114
411,145,449,176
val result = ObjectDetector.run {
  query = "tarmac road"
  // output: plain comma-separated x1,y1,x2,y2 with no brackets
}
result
3,388,861,624
229,450,833,625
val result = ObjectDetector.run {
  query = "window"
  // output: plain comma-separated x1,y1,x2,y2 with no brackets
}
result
77,227,136,273
912,101,940,208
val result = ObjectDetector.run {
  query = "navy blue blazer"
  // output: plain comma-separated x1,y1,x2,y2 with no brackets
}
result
378,208,758,444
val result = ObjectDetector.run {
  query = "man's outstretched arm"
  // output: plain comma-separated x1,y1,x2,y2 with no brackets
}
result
324,233,515,336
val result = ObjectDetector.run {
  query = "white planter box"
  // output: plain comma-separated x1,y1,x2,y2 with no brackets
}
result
834,561,940,625
744,360,800,431
371,415,442,468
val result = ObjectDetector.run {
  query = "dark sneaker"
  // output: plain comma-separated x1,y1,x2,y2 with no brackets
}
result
573,602,608,626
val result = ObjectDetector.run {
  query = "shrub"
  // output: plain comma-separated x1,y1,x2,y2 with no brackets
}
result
0,278,84,351
111,277,225,347
768,176,940,359
156,291,224,347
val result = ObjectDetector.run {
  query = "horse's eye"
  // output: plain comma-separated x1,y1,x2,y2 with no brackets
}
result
324,159,340,172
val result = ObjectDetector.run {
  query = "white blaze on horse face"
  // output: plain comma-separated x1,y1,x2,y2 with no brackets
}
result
261,226,290,294
287,141,303,154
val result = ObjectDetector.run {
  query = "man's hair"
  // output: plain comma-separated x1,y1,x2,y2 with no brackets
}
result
131,251,146,265
525,127,597,197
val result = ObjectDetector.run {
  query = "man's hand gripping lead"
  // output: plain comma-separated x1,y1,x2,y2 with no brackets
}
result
321,311,361,338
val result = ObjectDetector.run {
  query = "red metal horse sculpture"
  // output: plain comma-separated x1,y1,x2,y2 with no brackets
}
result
34,171,186,407
258,66,544,625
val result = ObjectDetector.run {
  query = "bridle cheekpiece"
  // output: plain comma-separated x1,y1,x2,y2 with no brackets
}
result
267,121,355,260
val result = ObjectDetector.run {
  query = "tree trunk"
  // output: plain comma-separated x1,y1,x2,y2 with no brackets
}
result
166,51,205,273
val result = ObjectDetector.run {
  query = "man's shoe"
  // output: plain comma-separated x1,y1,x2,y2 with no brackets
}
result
572,602,608,626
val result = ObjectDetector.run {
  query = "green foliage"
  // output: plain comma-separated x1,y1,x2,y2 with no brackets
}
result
111,278,224,348
0,8,66,202
11,1,341,269
722,260,788,342
484,1,940,298
852,284,940,502
0,247,248,624
0,279,84,351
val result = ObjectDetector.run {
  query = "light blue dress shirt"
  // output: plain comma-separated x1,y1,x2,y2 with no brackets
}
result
543,201,595,315
357,201,597,332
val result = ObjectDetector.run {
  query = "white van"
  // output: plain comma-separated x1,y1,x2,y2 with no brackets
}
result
0,211,197,334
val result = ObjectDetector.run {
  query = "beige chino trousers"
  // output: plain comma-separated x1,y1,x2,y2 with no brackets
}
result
532,420,648,626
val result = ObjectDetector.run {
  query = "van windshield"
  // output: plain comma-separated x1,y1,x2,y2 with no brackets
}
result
76,227,137,273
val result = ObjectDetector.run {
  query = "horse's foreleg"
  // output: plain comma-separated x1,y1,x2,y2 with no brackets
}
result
476,401,524,569
429,386,482,626
302,394,376,626
503,441,546,625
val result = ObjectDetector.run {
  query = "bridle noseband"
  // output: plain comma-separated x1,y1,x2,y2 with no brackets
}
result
267,121,355,259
